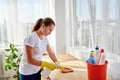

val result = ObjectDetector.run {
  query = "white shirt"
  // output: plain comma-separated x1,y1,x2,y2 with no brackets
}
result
19,31,48,75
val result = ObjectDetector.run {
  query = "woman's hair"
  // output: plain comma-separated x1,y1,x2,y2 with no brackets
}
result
32,17,55,32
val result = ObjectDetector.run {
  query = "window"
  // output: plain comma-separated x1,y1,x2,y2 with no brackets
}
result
0,0,56,49
73,0,120,54
75,0,92,48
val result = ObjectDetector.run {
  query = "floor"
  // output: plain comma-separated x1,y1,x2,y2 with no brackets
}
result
42,54,112,80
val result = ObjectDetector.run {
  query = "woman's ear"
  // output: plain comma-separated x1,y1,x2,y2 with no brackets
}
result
41,23,46,28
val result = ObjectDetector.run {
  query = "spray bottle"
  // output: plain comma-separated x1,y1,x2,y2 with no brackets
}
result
97,49,105,64
88,50,96,64
95,45,100,64
41,68,51,79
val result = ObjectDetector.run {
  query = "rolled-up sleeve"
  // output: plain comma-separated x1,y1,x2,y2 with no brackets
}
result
24,36,35,47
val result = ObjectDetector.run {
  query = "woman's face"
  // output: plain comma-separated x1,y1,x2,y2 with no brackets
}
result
43,24,55,36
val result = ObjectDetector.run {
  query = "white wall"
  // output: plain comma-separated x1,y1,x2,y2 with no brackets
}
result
55,0,66,54
55,0,74,54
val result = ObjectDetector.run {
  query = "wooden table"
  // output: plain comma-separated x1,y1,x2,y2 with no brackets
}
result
42,54,112,80
0,76,11,80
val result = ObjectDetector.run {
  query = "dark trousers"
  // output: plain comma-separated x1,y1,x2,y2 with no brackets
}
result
19,70,41,80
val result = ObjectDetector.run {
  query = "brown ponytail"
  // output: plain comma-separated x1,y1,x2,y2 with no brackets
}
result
32,18,43,32
32,17,55,32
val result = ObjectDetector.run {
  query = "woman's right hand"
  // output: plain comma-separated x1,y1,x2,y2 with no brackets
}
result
40,61,56,70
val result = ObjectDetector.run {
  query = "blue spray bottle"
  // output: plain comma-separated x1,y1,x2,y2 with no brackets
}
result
88,50,96,64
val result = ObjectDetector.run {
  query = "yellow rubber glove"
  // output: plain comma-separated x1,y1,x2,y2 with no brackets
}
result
41,61,56,70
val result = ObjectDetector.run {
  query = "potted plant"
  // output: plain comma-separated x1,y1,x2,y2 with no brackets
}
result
4,40,22,80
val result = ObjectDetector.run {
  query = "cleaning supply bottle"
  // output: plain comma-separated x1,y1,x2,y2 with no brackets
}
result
98,49,105,64
88,51,96,64
95,45,100,64
41,68,51,79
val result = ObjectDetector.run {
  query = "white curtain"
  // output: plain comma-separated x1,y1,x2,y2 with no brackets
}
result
75,0,120,52
71,0,120,79
0,0,56,51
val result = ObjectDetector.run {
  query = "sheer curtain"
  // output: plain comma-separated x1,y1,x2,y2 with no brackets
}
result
0,0,56,50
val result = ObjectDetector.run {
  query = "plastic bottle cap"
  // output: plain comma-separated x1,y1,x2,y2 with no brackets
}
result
91,50,94,52
95,46,99,50
90,53,94,56
101,49,104,53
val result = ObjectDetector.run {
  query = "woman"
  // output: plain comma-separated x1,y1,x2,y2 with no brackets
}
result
19,17,61,80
